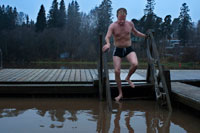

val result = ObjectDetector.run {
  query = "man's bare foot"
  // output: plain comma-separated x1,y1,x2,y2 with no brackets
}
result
115,95,123,102
125,77,135,88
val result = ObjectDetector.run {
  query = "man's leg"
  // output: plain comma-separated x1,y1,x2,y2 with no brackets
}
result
113,56,123,101
125,52,138,88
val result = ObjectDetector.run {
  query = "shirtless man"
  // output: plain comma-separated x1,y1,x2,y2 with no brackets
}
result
102,8,146,102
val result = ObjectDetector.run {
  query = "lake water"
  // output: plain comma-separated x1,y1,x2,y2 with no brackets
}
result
0,98,199,133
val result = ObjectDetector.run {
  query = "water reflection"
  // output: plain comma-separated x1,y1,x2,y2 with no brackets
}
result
0,98,199,133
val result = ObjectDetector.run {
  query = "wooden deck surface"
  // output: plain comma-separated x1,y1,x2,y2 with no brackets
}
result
0,69,146,83
171,82,200,111
0,68,147,95
0,69,98,83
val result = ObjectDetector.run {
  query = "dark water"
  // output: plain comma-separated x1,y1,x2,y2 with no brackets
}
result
0,98,199,133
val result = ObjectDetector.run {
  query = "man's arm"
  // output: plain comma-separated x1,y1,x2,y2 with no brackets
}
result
130,22,146,38
102,24,113,52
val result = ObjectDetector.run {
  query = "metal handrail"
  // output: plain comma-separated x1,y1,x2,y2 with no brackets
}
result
146,30,172,111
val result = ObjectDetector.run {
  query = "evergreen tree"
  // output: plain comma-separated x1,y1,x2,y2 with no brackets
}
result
66,0,81,57
58,0,67,28
16,12,26,25
178,3,192,46
162,15,172,40
171,18,180,39
26,15,29,25
97,0,112,34
144,0,155,15
47,0,59,28
141,0,156,32
197,20,200,41
35,5,47,32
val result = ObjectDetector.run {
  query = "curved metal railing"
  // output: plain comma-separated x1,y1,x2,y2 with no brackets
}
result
146,30,172,111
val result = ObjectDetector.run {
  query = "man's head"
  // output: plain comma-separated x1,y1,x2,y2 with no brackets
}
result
117,8,127,26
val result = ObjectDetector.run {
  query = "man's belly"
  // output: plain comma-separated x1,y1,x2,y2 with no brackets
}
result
114,39,132,48
114,43,131,48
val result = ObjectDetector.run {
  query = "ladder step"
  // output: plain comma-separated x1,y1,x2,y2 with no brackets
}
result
110,82,153,88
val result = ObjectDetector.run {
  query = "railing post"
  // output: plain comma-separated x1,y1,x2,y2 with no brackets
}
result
98,35,103,101
0,48,2,69
97,34,112,111
103,51,112,111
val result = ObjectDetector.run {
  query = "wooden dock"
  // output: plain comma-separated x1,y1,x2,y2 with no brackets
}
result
0,68,200,112
0,69,149,95
0,69,98,94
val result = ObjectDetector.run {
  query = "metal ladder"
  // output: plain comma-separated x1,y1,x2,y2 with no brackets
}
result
146,30,172,111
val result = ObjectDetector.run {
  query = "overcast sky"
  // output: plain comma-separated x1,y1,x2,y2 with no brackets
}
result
0,0,199,23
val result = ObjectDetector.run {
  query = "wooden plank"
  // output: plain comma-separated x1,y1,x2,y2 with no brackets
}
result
94,69,98,75
108,69,113,73
0,69,20,80
24,69,43,82
85,69,93,82
80,69,87,82
120,69,125,73
0,69,15,80
172,82,200,111
68,69,76,82
49,69,62,81
5,69,27,81
17,69,36,81
35,69,52,81
0,69,26,81
35,69,52,82
8,69,34,81
75,69,81,82
90,69,98,80
56,69,67,81
62,69,71,82
44,69,58,82
0,69,14,76
31,69,48,81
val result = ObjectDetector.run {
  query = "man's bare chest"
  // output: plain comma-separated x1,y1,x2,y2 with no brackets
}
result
113,25,132,37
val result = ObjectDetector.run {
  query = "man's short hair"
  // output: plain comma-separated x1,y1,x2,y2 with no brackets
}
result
117,8,127,17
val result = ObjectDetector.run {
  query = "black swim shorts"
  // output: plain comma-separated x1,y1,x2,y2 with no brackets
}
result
113,46,134,58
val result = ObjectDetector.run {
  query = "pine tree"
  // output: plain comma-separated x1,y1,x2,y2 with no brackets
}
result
162,15,172,40
144,0,155,15
178,3,192,46
141,0,156,32
47,0,59,28
66,0,81,57
36,5,47,32
97,0,112,34
58,0,67,28
197,20,200,41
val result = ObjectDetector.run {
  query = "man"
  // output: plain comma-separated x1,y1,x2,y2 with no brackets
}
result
102,8,146,102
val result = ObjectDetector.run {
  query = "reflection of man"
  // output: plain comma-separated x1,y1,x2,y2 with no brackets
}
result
113,102,135,133
102,8,146,101
113,102,122,132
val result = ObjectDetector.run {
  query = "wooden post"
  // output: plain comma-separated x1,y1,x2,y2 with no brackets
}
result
0,48,2,69
163,68,172,98
103,51,112,111
98,35,103,101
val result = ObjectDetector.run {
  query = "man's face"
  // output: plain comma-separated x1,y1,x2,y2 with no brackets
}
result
117,14,126,26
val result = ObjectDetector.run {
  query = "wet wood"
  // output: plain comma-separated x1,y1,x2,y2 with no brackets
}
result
171,82,200,111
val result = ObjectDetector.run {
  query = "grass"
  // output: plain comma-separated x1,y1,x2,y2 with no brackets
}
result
31,60,200,69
